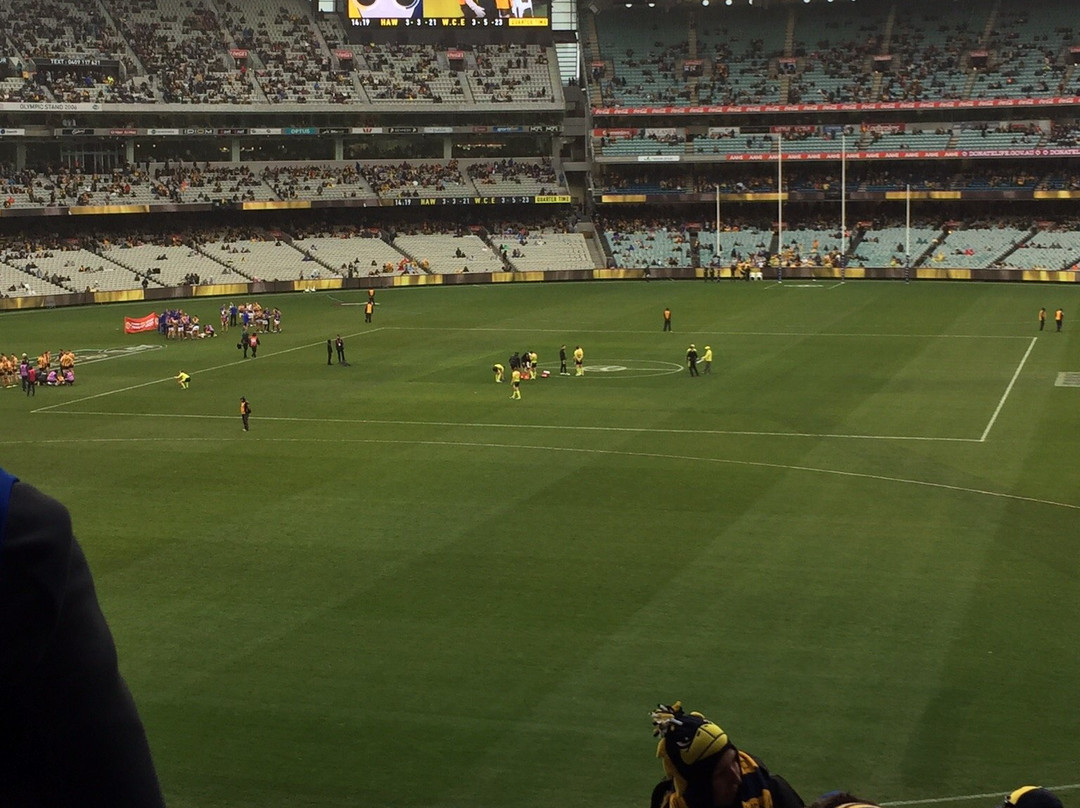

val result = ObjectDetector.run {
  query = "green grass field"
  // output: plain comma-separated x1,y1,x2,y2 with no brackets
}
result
3,279,1078,808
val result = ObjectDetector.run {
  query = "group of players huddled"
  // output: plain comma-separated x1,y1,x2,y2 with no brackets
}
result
2,350,77,393
220,301,283,334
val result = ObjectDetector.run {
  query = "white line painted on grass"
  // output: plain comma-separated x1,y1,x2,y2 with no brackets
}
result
40,410,981,443
30,328,387,413
882,784,1080,807
385,326,1030,340
9,434,1077,511
980,336,1037,442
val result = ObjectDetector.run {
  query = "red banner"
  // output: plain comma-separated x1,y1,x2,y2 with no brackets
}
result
124,312,157,334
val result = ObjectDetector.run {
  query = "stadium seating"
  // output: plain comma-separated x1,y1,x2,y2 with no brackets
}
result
930,225,1032,268
999,228,1080,270
850,226,940,268
504,232,595,272
591,10,693,106
394,233,505,274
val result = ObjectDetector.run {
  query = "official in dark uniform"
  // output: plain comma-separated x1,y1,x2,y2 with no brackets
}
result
686,344,699,377
559,345,568,375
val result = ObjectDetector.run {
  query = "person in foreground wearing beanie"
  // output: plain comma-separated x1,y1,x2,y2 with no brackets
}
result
1001,787,1064,808
0,468,165,807
650,702,804,808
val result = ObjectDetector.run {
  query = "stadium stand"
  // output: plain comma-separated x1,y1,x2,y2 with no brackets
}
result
4,0,1080,301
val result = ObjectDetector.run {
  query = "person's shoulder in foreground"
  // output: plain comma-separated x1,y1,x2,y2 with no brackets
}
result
0,468,166,807
649,701,803,808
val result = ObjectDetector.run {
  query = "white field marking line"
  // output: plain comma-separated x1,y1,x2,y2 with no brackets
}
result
8,435,1078,512
882,784,1080,807
30,328,387,414
980,336,1037,443
42,410,980,444
384,326,1029,340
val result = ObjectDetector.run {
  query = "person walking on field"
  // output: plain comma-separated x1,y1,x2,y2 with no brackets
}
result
327,339,333,366
663,307,672,332
1039,307,1046,331
701,346,712,374
365,300,374,323
240,397,251,431
1055,308,1064,332
335,335,346,364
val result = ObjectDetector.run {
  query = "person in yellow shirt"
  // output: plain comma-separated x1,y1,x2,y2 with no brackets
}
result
510,369,522,399
573,345,584,376
492,363,504,383
1055,308,1064,332
174,371,190,389
528,351,538,379
702,346,713,374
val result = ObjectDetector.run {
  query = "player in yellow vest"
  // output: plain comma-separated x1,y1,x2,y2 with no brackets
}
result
573,345,584,376
493,363,504,383
174,371,190,389
510,369,522,399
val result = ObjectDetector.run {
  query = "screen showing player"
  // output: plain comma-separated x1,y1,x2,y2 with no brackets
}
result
348,0,421,19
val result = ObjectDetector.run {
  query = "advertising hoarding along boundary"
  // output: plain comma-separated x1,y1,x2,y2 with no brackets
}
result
592,96,1080,117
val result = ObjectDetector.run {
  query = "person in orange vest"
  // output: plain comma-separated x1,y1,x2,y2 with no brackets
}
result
663,307,672,332
1055,308,1064,331
365,299,374,323
240,396,252,431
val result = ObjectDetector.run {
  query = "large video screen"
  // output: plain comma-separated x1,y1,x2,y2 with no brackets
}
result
345,0,550,36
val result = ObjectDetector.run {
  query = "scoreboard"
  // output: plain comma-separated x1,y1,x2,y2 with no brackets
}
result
344,0,550,41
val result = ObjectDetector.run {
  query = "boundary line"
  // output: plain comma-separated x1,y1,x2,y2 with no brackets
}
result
39,410,980,444
31,328,386,413
383,326,1030,340
6,434,1077,511
882,784,1080,807
980,336,1037,442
